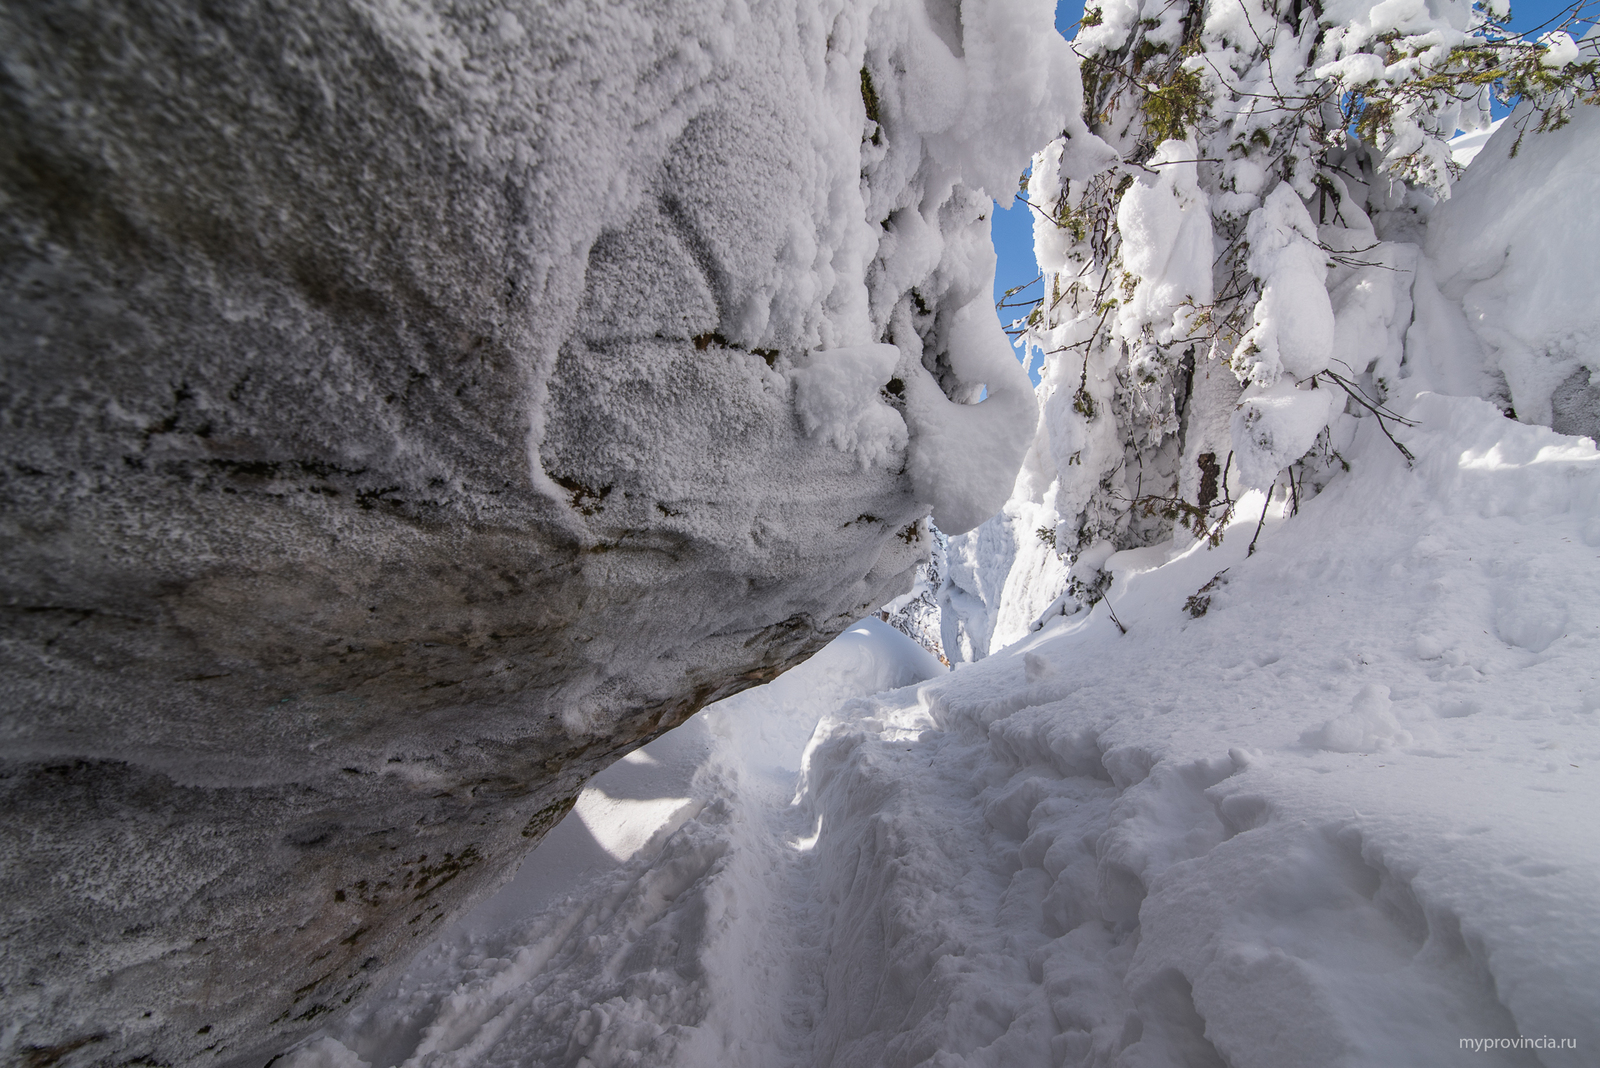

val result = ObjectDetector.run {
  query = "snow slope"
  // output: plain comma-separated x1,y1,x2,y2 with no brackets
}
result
282,389,1599,1066
796,394,1600,1067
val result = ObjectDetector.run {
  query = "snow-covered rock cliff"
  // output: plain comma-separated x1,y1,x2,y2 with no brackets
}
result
0,0,1073,1063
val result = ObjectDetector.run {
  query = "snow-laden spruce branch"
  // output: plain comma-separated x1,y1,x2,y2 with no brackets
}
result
999,0,1596,614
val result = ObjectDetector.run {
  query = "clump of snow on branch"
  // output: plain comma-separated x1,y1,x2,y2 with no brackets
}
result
1231,379,1344,489
1115,140,1213,345
786,0,1080,535
1230,184,1334,388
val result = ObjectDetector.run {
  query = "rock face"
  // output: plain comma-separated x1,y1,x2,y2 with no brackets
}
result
0,0,1072,1064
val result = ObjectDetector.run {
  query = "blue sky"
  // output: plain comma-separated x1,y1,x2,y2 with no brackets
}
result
989,0,1082,383
991,0,1593,384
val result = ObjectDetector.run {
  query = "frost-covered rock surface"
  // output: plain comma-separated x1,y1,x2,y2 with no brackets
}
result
0,0,1075,1063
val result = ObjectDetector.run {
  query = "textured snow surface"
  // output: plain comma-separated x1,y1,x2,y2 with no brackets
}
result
283,394,1600,1065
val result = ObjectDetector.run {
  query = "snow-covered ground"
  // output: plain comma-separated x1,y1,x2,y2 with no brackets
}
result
283,391,1599,1067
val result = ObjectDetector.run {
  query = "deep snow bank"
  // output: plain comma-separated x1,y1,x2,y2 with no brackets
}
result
1417,105,1600,433
0,0,1074,1062
801,394,1600,1066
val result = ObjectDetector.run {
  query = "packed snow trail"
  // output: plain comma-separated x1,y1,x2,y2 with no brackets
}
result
283,390,1598,1067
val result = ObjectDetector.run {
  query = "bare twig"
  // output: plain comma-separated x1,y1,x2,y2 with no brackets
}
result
1247,484,1273,557
1316,370,1417,464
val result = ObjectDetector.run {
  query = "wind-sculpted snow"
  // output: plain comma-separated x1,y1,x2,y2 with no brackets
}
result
0,0,1074,1062
279,393,1600,1067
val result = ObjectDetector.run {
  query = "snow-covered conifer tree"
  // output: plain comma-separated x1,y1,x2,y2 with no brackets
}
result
952,0,1599,649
